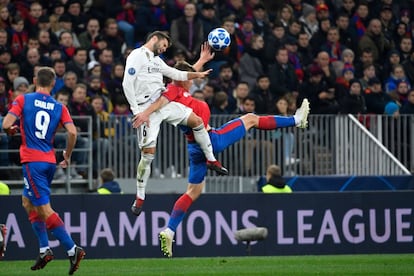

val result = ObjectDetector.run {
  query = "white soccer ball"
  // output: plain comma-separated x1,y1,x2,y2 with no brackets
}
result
207,28,231,51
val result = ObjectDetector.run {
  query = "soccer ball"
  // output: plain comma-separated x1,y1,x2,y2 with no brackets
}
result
208,28,231,51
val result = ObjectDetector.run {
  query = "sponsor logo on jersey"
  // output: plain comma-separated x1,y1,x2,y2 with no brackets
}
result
128,68,136,75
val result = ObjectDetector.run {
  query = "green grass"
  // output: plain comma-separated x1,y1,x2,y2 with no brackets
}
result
2,255,414,275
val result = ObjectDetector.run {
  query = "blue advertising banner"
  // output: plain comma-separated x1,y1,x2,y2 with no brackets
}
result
1,192,414,260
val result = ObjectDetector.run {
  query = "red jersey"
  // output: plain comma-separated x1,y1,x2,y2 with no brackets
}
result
162,83,211,141
163,83,211,126
8,92,73,163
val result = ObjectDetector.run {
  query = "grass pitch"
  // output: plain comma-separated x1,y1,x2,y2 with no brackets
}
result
1,254,414,275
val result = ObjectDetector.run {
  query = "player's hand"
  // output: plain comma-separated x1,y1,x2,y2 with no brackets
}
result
4,125,19,136
59,150,70,168
200,42,215,62
132,112,150,128
198,69,212,78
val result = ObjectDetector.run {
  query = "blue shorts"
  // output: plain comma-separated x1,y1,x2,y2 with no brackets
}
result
22,162,56,206
188,118,246,184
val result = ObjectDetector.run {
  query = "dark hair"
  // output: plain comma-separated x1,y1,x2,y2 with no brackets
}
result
242,95,256,104
36,67,56,87
146,31,172,47
55,89,70,99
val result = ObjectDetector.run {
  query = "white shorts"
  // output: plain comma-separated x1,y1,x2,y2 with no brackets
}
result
136,101,192,149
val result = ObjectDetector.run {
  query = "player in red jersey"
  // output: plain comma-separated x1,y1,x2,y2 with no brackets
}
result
2,67,85,274
133,44,310,257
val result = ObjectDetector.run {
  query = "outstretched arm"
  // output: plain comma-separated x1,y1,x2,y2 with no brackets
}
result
132,96,169,128
193,42,215,71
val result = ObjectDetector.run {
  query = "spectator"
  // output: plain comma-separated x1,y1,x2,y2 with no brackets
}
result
400,89,414,114
78,17,100,50
339,78,367,114
337,0,356,18
58,30,77,61
250,74,274,114
310,17,331,57
58,71,78,95
97,168,122,194
381,49,401,81
275,4,294,30
37,15,59,46
384,64,411,94
106,62,124,104
102,18,125,62
320,27,347,63
51,59,66,96
0,46,12,77
379,4,395,43
284,36,304,83
402,51,414,86
25,1,43,37
49,1,65,34
336,12,357,53
0,76,7,116
97,48,114,82
54,14,81,48
260,164,292,193
300,6,318,40
0,5,11,31
389,80,410,106
199,3,221,38
210,63,237,113
210,91,229,115
170,2,203,63
66,47,88,82
263,22,285,68
359,63,377,91
251,3,271,38
87,76,113,113
20,48,41,81
296,31,313,68
285,19,302,40
364,77,393,114
268,47,299,99
105,0,137,47
398,36,413,63
65,0,87,35
4,63,20,93
238,34,265,90
233,81,249,114
335,63,355,101
384,101,400,118
358,18,394,65
350,1,370,40
237,16,255,48
315,50,337,88
9,14,28,59
134,0,169,44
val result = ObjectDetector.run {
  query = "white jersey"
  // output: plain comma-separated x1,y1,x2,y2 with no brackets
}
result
122,46,189,115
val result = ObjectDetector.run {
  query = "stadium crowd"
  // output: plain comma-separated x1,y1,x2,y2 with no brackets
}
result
0,0,414,179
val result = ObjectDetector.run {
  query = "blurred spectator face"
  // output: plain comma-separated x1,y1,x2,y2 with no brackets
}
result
370,83,382,93
28,38,40,49
0,51,11,64
400,38,412,53
397,82,409,96
0,6,9,21
53,5,64,16
336,15,349,30
60,32,74,47
389,53,400,65
276,98,288,114
350,82,362,95
96,40,108,50
91,97,104,113
64,73,77,89
27,49,40,65
113,64,124,78
316,51,330,67
235,82,249,99
12,19,24,32
396,23,407,37
363,65,376,79
288,21,302,36
253,7,266,21
105,22,118,37
202,84,214,100
72,86,87,103
38,30,50,45
276,48,288,64
60,20,72,31
50,49,62,60
242,98,255,113
361,51,373,65
90,77,101,89
327,28,339,43
407,90,414,104
56,93,69,106
257,77,270,90
343,70,354,81
0,30,7,46
356,4,369,18
393,66,405,79
280,6,292,22
342,0,355,12
7,69,19,82
242,20,254,32
320,19,331,32
369,20,382,36
74,49,88,65
90,65,102,77
29,2,42,19
87,19,100,36
380,8,392,22
0,80,5,93
298,33,309,47
54,62,66,76
342,52,354,64
222,20,235,35
272,26,285,39
68,2,81,16
219,67,233,81
99,49,113,65
15,83,29,94
201,6,215,19
184,3,197,17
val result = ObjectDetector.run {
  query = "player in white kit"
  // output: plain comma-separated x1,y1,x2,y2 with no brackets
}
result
122,31,227,216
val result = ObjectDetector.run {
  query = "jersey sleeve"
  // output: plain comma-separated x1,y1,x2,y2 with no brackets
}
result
8,95,24,118
122,50,141,115
160,58,188,81
60,105,74,125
